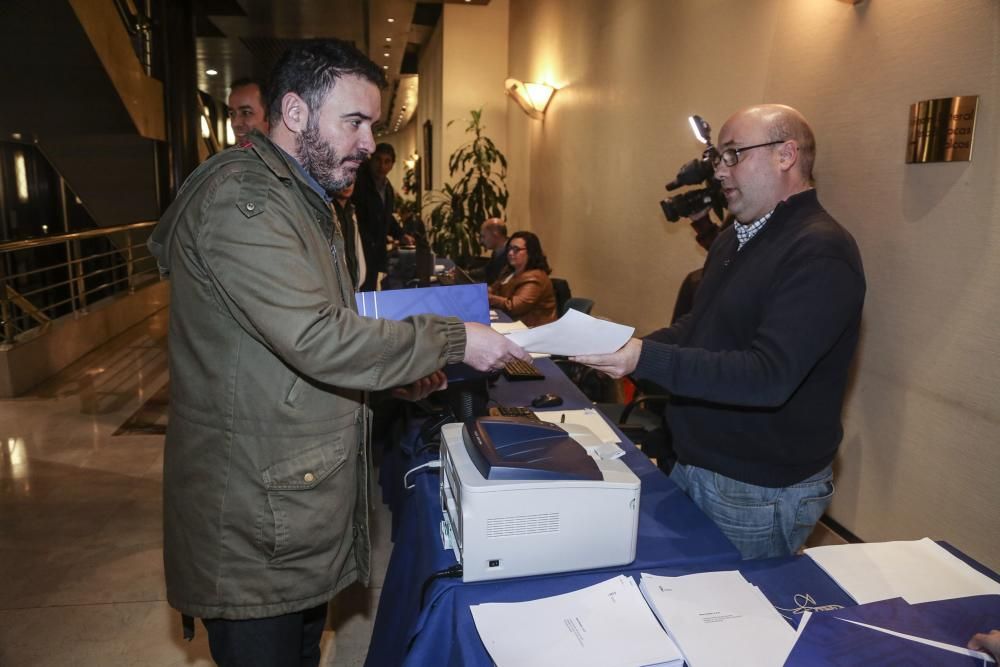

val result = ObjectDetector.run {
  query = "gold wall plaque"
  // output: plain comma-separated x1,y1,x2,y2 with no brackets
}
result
906,96,978,163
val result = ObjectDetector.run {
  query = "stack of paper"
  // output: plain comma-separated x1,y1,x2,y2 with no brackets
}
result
805,538,1000,604
470,575,683,667
638,571,798,667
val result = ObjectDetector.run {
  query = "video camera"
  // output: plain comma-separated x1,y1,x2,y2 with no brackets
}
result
660,115,729,249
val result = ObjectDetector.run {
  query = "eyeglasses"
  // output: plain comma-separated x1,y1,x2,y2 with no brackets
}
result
712,140,785,168
507,245,526,254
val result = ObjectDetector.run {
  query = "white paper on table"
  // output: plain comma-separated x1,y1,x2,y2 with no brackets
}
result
535,408,622,444
471,575,684,667
505,309,634,356
804,538,1000,605
639,570,798,667
491,321,528,334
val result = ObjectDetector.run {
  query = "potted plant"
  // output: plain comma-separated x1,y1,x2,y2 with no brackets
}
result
424,109,508,262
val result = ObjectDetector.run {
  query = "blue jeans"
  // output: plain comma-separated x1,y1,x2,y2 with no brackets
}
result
670,463,834,559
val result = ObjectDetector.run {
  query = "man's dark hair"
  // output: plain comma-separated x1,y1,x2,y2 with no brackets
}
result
230,77,264,94
266,40,387,127
509,231,551,274
373,143,396,161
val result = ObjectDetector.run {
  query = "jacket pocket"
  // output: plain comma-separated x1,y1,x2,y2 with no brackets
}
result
261,437,348,491
257,433,355,563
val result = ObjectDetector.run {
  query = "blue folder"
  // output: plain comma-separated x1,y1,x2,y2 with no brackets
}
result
355,283,491,381
355,283,490,324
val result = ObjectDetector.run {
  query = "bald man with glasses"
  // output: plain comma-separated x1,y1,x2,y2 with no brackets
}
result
575,104,866,560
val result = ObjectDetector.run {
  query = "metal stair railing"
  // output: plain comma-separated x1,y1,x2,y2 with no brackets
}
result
0,221,160,346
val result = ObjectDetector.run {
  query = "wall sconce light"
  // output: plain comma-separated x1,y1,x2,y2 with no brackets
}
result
505,78,556,119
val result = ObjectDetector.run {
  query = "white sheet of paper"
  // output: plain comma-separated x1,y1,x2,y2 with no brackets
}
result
805,538,1000,604
491,321,548,356
505,309,635,356
639,571,798,667
471,575,683,667
535,408,622,444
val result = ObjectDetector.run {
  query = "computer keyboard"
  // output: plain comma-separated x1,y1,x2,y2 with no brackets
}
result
488,405,541,420
502,358,546,381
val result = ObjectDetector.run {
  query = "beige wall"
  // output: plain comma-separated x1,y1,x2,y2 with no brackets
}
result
391,1,510,238
508,0,1000,569
417,17,444,193
441,0,510,193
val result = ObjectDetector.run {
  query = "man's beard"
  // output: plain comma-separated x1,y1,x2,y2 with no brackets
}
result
296,120,365,192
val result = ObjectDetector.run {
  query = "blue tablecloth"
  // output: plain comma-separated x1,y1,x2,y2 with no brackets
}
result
366,357,741,667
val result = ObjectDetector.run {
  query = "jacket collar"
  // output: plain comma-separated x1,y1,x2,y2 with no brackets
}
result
239,132,318,191
772,187,819,221
276,145,331,203
241,131,332,210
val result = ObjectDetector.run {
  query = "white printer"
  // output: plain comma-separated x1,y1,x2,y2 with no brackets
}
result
439,417,641,582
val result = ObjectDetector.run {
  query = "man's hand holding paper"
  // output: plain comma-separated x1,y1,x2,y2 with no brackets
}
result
465,322,532,371
571,338,643,379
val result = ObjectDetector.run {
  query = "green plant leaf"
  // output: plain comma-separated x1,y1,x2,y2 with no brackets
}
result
425,108,510,260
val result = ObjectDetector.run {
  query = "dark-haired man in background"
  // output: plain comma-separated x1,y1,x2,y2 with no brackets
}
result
227,77,269,143
352,142,407,290
149,40,526,665
575,104,865,561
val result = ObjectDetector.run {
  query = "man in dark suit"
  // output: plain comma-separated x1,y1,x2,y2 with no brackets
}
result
352,143,405,290
471,218,509,284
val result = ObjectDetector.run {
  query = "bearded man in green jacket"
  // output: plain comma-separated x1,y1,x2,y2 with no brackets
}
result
149,40,526,666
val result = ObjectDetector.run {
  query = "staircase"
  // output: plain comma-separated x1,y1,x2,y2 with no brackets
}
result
0,0,166,227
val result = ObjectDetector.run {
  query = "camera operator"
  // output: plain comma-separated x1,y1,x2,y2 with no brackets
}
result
574,104,866,559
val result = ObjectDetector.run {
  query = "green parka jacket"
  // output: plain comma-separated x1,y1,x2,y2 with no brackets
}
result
149,133,466,620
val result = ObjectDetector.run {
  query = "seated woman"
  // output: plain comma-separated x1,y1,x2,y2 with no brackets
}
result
488,231,558,327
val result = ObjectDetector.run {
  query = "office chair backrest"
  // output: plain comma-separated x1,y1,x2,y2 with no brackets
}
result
550,277,571,316
563,297,594,316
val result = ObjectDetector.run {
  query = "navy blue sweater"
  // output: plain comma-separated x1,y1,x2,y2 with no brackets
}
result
635,189,865,487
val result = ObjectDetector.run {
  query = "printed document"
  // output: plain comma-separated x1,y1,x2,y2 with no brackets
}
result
805,538,1000,604
471,575,683,667
638,571,797,667
504,309,635,356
